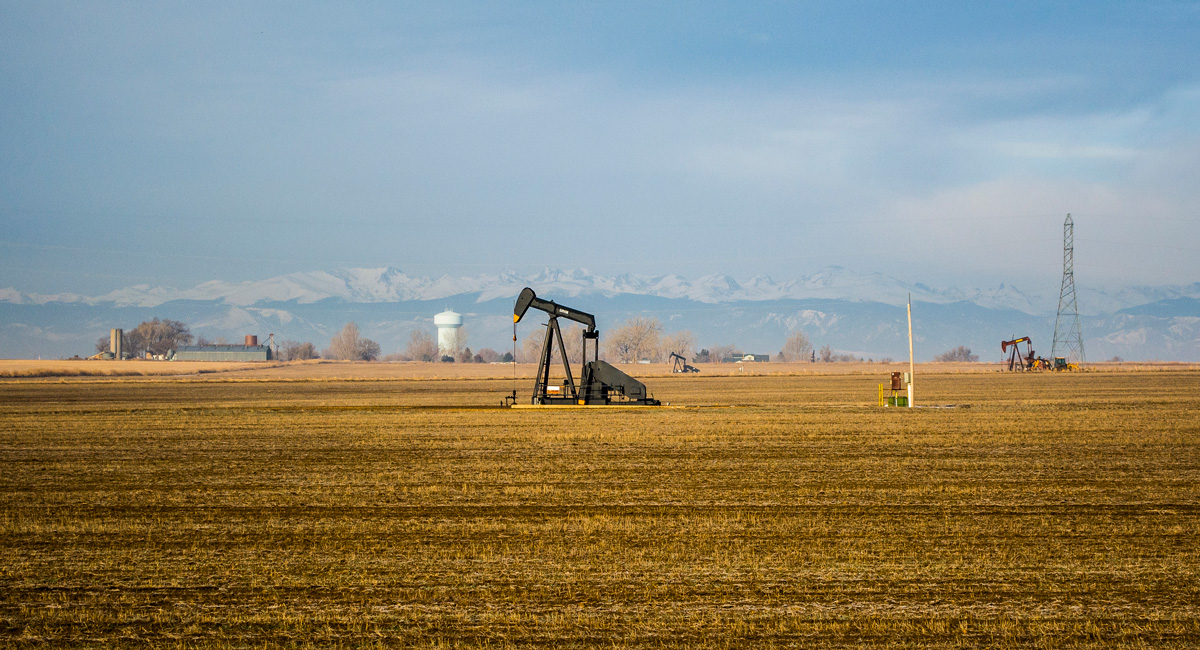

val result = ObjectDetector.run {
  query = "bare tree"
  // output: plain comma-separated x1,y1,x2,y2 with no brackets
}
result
520,329,544,363
441,326,469,358
111,319,192,358
604,317,662,363
560,323,585,363
659,330,696,363
520,322,590,364
359,338,381,361
279,340,319,361
708,344,739,363
325,323,359,360
777,330,814,362
403,330,438,362
325,322,380,361
476,348,501,363
934,346,979,362
816,344,860,363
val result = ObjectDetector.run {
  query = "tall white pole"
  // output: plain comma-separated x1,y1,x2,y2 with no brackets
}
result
907,293,914,408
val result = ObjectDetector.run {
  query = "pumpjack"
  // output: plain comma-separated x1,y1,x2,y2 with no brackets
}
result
1001,336,1051,371
669,352,699,373
513,287,660,406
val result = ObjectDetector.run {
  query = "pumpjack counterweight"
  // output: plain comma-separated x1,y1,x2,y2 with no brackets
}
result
513,287,660,406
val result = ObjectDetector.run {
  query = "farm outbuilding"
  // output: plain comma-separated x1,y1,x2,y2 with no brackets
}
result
173,339,271,362
721,353,770,363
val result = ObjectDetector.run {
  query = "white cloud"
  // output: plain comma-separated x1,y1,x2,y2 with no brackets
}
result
3,4,1198,295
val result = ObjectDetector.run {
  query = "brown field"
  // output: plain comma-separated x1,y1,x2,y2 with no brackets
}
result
3,357,1197,381
1,367,1198,647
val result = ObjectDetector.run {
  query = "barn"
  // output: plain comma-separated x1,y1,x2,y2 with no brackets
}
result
173,335,272,361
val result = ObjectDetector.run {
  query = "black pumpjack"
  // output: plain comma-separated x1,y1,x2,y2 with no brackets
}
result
513,287,660,406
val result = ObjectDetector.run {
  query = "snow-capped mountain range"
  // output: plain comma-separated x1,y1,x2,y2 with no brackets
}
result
2,266,1199,361
8,266,973,308
6,265,1196,314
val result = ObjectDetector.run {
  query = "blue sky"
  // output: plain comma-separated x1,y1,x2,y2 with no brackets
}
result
2,1,1198,295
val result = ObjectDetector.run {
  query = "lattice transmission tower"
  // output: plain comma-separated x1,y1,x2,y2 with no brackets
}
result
1051,213,1085,367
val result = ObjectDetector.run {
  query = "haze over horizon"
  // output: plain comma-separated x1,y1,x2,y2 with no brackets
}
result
3,2,1199,297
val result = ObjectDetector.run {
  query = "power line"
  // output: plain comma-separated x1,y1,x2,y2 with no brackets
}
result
1051,214,1086,368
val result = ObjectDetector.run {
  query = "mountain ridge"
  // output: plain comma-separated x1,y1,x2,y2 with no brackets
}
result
2,266,1198,361
0,265,1090,313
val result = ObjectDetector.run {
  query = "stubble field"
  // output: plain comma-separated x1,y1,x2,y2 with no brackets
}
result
1,368,1198,647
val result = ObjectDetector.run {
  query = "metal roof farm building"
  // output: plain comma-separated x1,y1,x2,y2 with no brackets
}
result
174,336,272,362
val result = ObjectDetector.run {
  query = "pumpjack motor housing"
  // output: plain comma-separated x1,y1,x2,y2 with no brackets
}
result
513,287,660,406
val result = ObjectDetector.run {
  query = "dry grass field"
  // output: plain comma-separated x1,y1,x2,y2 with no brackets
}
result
1,358,1194,380
1,367,1198,647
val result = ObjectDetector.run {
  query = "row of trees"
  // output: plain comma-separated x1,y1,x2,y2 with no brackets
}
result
504,319,889,365
594,321,926,364
98,318,984,365
934,346,980,362
95,320,375,362
387,329,509,363
285,322,394,362
277,340,319,361
508,318,694,365
510,318,841,365
323,322,380,361
309,322,983,364
381,319,982,365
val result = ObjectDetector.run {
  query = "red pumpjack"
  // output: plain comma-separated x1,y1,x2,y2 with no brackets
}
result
1001,336,1051,371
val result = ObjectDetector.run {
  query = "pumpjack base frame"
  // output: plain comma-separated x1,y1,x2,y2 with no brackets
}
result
511,403,663,409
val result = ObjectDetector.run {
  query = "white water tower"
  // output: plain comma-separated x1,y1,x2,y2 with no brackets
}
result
434,309,463,356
